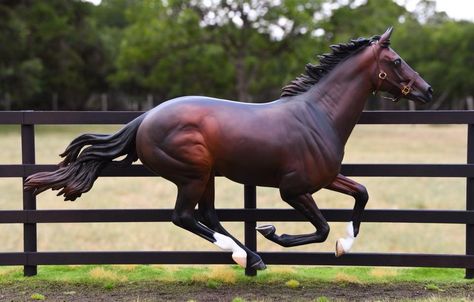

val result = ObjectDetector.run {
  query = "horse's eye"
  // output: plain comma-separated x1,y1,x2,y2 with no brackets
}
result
393,58,401,66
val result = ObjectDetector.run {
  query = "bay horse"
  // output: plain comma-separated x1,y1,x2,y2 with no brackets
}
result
25,28,432,270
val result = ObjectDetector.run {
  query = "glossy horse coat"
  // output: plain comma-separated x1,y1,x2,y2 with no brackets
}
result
25,28,433,270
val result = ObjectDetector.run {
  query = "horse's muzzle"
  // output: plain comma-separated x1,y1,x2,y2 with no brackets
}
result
412,85,433,104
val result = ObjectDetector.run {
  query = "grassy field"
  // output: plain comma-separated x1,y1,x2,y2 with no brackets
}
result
0,124,468,256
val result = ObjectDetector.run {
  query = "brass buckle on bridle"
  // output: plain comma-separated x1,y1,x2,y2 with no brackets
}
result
401,85,411,95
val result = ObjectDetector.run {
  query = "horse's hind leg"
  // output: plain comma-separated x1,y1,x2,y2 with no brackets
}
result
325,174,368,257
171,179,216,242
196,175,266,270
171,177,252,269
257,193,330,247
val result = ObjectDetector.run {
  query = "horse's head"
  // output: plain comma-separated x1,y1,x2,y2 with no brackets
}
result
371,27,433,103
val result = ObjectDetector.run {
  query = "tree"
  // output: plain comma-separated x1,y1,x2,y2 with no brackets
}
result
0,3,43,107
1,0,472,110
390,2,473,110
192,0,326,102
111,0,326,103
0,0,109,109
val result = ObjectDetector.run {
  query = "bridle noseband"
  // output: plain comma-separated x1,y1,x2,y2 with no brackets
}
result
371,43,417,102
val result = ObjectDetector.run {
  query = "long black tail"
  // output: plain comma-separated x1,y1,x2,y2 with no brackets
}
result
24,113,147,201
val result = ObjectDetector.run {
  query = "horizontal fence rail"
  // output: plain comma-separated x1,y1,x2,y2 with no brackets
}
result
0,209,474,224
3,163,474,178
0,110,473,277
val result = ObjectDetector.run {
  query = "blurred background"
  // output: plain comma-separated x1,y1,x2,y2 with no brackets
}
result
0,0,473,255
0,0,472,111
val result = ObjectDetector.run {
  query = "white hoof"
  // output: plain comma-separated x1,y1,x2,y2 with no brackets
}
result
335,238,345,257
335,221,356,257
335,237,353,257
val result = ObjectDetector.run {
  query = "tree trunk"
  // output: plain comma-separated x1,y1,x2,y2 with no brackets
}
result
52,93,58,111
235,50,251,103
466,96,473,110
101,93,108,111
4,93,11,110
145,94,154,110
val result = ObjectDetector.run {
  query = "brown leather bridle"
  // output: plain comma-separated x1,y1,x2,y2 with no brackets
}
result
371,43,417,102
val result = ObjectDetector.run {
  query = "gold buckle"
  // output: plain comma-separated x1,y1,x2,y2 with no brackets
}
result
401,85,411,95
378,72,387,80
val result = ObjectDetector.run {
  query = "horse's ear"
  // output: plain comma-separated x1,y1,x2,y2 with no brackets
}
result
378,27,393,48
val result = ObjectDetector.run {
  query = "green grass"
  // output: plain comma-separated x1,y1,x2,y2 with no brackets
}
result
30,293,45,300
0,265,471,286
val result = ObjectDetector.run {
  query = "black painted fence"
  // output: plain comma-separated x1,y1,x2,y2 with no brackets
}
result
1,111,474,278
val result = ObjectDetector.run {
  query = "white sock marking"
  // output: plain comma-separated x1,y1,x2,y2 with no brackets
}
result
213,232,247,268
346,221,355,238
336,221,356,256
342,221,355,252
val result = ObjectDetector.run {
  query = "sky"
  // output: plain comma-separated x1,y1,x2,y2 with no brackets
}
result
84,0,474,22
398,0,474,21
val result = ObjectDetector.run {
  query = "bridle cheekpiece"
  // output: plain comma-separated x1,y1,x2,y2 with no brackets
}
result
371,42,416,102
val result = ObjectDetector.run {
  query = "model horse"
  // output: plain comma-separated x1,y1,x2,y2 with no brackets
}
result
25,28,432,270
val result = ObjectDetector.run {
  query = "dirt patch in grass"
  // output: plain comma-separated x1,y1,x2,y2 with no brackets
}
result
0,281,473,301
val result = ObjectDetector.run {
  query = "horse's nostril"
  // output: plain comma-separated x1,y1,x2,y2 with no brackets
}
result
427,86,433,94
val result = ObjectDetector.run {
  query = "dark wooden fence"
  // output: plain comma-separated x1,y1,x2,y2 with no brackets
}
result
1,111,474,278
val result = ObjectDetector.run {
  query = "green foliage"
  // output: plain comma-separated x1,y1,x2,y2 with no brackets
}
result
0,0,108,109
110,0,323,102
1,0,472,110
325,0,408,41
394,18,474,109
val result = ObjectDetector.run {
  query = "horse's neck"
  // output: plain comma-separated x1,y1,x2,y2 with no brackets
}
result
307,57,374,145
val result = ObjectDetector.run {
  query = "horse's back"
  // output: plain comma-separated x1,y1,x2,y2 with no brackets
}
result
135,96,292,185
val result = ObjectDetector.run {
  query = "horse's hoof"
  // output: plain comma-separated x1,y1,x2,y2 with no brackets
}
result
232,254,247,268
256,224,276,237
250,259,267,271
335,239,345,257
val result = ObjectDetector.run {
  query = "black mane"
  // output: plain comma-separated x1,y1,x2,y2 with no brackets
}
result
281,36,381,97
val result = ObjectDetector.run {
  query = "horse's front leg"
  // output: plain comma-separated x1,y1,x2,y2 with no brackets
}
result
256,193,330,247
325,173,369,257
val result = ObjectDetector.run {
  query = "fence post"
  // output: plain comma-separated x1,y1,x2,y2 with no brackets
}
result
244,185,257,276
21,122,37,276
466,124,474,279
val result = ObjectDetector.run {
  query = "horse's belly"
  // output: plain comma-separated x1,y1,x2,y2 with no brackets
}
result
214,157,282,187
